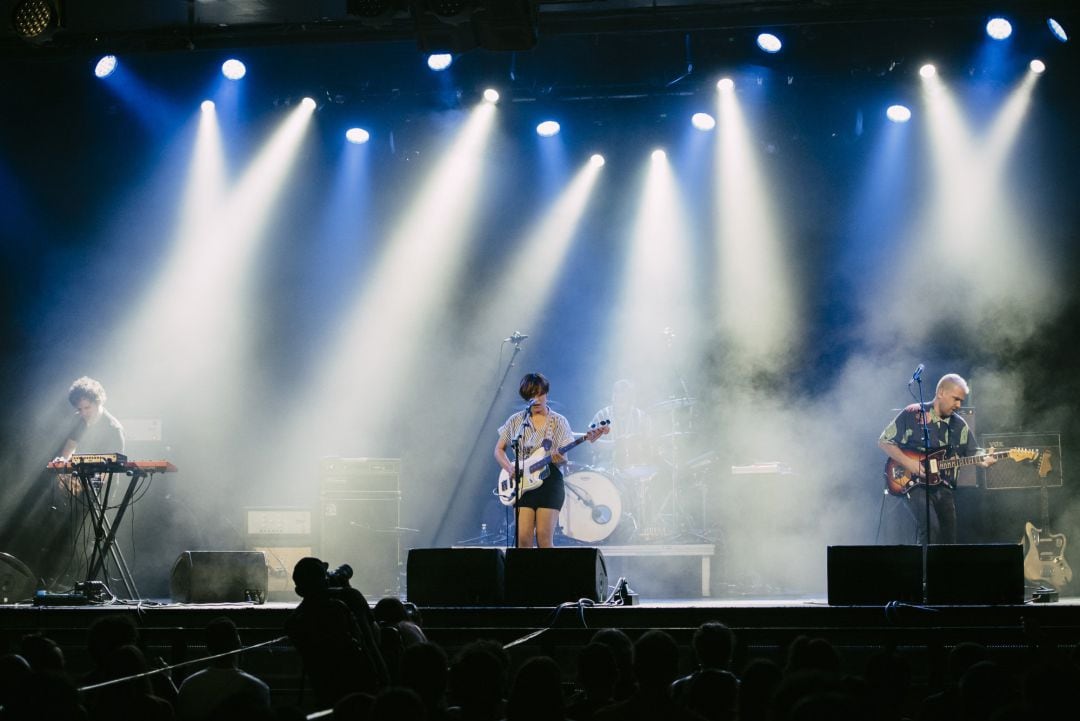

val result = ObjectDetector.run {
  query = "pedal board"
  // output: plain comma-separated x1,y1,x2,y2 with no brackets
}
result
33,591,89,606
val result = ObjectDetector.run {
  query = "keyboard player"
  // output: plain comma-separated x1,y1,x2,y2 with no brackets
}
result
54,376,125,493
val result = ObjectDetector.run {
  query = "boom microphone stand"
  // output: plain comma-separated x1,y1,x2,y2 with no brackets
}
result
439,332,527,546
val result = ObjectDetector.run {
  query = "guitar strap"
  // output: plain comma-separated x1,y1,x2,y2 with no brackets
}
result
519,413,555,457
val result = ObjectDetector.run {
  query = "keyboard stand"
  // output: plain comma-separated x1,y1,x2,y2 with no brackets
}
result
78,467,144,601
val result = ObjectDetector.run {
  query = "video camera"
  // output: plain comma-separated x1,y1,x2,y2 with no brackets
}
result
326,563,353,587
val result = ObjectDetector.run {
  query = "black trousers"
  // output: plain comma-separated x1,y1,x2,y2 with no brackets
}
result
904,485,957,544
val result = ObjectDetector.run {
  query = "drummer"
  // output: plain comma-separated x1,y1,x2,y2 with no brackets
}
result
590,379,654,477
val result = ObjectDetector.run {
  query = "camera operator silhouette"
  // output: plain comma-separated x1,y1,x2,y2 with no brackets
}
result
284,557,389,706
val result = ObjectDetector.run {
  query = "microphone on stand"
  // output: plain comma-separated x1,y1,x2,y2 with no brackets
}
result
909,363,925,384
504,331,529,343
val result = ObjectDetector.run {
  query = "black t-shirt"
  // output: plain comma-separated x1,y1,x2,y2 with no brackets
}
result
68,409,125,454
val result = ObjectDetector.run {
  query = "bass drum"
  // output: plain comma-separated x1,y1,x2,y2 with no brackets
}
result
560,470,622,543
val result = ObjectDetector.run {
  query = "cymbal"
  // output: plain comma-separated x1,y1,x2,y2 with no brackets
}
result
660,431,697,439
651,397,696,412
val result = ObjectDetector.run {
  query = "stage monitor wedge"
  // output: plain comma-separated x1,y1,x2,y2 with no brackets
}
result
505,547,607,605
828,544,1024,605
406,548,505,606
170,550,268,604
827,545,922,605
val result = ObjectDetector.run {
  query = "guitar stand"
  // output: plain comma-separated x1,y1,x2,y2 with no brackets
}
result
76,467,147,602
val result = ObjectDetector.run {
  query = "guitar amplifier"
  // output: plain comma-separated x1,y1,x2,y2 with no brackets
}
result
320,457,400,494
982,433,1063,490
243,507,314,601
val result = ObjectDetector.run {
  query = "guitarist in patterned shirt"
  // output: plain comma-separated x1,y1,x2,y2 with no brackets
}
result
494,372,608,548
878,373,995,544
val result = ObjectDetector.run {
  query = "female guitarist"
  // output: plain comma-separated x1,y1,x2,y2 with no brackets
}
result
878,373,995,544
495,373,609,548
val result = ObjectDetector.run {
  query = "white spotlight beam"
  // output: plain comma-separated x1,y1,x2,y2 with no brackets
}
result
476,158,603,343
714,87,799,370
982,70,1040,174
109,102,315,397
602,153,697,385
296,102,498,449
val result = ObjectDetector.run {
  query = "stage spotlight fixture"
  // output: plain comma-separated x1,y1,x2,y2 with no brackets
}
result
717,77,734,91
428,0,470,18
1030,59,1046,74
886,104,912,123
93,55,117,79
1047,18,1068,42
346,127,371,144
536,120,560,137
427,53,453,71
300,97,317,110
691,112,716,131
347,0,399,19
590,154,605,167
986,17,1012,40
651,149,666,161
11,0,57,40
756,32,782,53
919,64,936,78
222,59,246,80
483,88,500,103
201,100,215,112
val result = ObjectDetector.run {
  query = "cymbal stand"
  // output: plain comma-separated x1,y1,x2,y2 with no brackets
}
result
655,406,693,538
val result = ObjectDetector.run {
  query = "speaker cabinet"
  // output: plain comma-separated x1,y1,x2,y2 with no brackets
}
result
827,545,921,605
926,544,1024,604
827,544,1024,605
406,548,505,606
170,551,268,604
505,548,608,605
320,494,400,598
982,433,1063,490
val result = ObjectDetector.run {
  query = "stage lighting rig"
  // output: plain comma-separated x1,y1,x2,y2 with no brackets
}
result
412,0,537,52
11,0,61,42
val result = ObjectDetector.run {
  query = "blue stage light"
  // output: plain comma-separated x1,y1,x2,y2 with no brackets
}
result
691,112,716,131
886,105,912,123
346,128,371,144
221,59,246,80
756,33,782,53
427,53,453,71
1047,18,1068,43
93,55,117,78
986,17,1012,40
536,120,560,137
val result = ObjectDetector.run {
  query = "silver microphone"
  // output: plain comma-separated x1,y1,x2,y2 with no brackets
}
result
910,363,925,383
504,331,529,343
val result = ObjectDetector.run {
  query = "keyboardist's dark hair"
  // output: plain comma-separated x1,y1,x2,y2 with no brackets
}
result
519,372,550,402
68,376,107,407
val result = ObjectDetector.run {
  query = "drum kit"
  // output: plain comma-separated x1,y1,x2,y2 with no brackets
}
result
559,396,706,544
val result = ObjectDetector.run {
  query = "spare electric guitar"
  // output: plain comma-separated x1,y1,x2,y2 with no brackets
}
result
496,419,610,506
1022,450,1072,589
884,446,1039,496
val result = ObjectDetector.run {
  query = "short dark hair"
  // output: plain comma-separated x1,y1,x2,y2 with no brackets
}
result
68,376,107,407
519,373,550,401
292,557,329,596
205,617,241,655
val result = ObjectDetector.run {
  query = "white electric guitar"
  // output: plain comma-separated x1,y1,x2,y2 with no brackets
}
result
496,420,610,506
